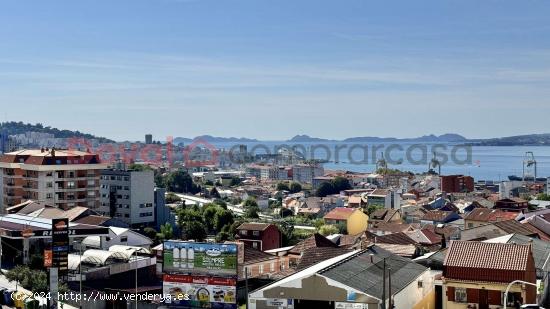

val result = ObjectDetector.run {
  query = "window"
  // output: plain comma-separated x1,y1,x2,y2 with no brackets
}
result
454,288,467,303
252,242,258,249
468,223,473,228
46,193,53,199
67,181,75,189
46,182,53,188
240,230,247,235
259,264,264,274
252,231,260,236
124,186,129,190
124,214,129,218
124,177,130,181
87,180,95,186
418,280,423,288
270,262,275,272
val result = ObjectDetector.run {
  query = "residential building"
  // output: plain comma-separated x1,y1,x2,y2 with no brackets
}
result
235,223,281,251
81,226,153,250
249,246,434,309
237,243,290,280
292,163,324,184
461,220,539,241
368,209,402,226
323,207,369,235
99,165,155,227
420,210,461,225
463,208,519,229
442,241,536,308
154,187,177,231
367,189,401,209
493,197,529,212
0,149,107,211
440,175,474,193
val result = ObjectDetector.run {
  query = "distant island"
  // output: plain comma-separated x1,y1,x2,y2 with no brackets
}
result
469,133,550,146
286,133,469,143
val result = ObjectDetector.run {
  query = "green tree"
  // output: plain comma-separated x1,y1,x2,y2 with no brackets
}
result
164,170,200,194
230,177,242,186
289,182,302,193
536,193,550,201
143,227,158,240
210,187,221,199
183,221,207,241
276,221,295,247
366,204,384,215
214,209,234,232
215,231,231,242
202,204,222,231
276,182,290,191
165,192,182,204
243,197,258,207
318,224,339,236
331,177,351,192
6,266,48,293
159,223,174,240
244,206,260,219
315,182,335,197
128,163,152,171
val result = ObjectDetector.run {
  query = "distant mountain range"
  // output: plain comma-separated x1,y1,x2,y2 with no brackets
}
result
173,135,259,145
287,133,469,143
170,133,550,145
4,121,550,146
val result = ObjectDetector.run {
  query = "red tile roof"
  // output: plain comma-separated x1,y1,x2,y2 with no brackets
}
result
464,208,519,222
444,241,531,271
236,223,273,231
323,207,356,221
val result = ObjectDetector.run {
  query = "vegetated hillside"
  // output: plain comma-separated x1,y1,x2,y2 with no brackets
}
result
0,121,114,143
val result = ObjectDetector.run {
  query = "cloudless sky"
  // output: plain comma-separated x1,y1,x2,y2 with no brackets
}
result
1,0,549,141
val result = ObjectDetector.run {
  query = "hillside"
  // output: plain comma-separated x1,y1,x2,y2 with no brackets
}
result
0,121,114,143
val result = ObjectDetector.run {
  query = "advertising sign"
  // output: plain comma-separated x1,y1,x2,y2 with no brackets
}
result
51,218,69,275
163,241,238,277
44,250,53,268
163,274,237,309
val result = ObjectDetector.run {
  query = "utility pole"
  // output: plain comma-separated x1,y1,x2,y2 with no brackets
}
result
135,250,138,309
388,267,393,309
381,258,386,309
245,267,249,309
79,243,82,309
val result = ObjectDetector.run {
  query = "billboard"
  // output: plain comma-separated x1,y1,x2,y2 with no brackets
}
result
163,241,238,277
163,274,237,309
52,218,69,276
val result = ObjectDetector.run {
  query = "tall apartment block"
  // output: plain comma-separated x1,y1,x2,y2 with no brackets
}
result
99,165,155,227
0,149,107,211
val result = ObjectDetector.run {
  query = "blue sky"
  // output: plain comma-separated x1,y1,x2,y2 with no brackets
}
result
1,0,550,141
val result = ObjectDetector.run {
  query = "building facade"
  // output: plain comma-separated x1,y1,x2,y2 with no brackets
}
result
440,175,474,193
99,167,155,226
0,149,106,211
292,164,324,184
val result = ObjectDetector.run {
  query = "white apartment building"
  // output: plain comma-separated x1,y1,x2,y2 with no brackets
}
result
98,167,155,227
292,163,324,184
